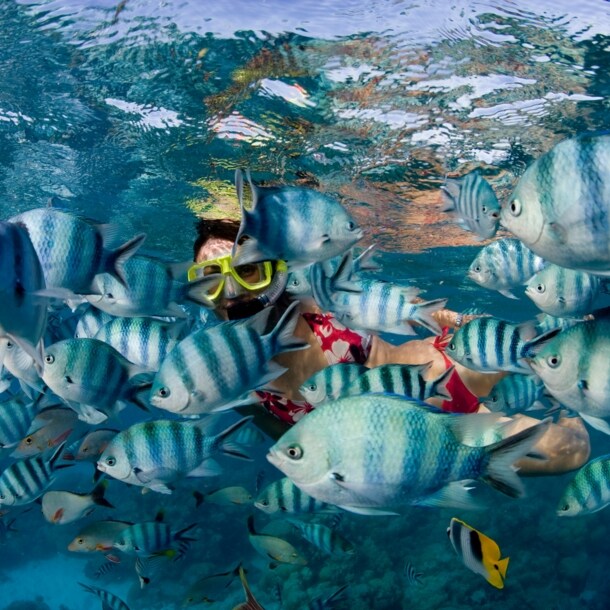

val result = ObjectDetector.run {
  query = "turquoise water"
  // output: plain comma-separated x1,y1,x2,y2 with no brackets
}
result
0,0,609,608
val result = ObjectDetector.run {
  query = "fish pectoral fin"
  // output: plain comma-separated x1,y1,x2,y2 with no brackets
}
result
412,480,481,510
337,505,400,516
579,413,610,436
133,467,177,493
547,221,568,245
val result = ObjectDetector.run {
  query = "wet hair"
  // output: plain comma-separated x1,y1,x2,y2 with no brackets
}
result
193,218,241,261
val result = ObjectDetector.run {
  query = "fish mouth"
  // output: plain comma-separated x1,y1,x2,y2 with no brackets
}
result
266,450,282,470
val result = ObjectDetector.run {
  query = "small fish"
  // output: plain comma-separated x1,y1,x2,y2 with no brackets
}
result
183,563,241,606
41,480,114,524
41,338,152,424
557,454,610,516
94,317,186,371
500,133,610,276
0,397,39,449
97,416,252,494
68,520,132,553
446,317,541,373
75,307,116,339
525,264,607,318
12,407,77,457
299,363,370,406
404,561,423,586
481,374,548,414
0,441,69,506
232,170,363,269
308,584,348,610
194,486,253,507
255,477,340,515
447,517,509,589
113,517,197,557
268,395,549,514
93,560,119,579
441,171,500,240
62,429,118,462
467,238,546,299
247,516,307,566
10,207,145,294
286,518,354,555
150,302,308,416
79,582,131,610
0,221,47,366
232,565,266,610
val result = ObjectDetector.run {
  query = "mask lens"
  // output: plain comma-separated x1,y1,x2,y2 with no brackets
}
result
234,263,264,286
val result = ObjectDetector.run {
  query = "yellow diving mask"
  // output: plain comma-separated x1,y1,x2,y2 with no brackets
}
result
187,254,287,301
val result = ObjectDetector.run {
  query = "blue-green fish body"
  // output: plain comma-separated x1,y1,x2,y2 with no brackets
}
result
481,374,546,413
233,171,363,268
255,477,340,515
94,317,186,371
286,518,354,555
468,238,546,299
75,307,116,339
557,454,610,516
113,520,196,556
9,207,145,293
150,303,308,415
500,133,610,276
441,171,501,239
299,363,369,406
88,255,214,318
97,417,252,494
525,263,607,317
0,396,39,448
268,395,548,513
0,441,67,506
446,317,539,373
79,583,130,610
41,338,148,424
526,319,610,432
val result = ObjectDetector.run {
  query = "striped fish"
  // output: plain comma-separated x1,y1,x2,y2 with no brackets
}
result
0,397,39,448
0,441,68,506
340,362,453,402
308,584,349,610
97,416,252,494
79,583,130,610
9,207,145,294
0,221,47,365
500,133,610,276
232,170,363,268
41,338,151,424
445,317,541,373
525,264,607,318
447,518,509,589
441,171,500,239
404,561,423,586
299,363,369,406
557,454,610,516
113,519,196,557
286,518,354,555
150,302,308,416
467,238,546,299
481,373,547,413
255,477,340,515
94,317,186,371
75,307,116,339
88,255,216,318
93,560,119,579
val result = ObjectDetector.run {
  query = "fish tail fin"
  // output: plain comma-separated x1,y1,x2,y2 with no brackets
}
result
182,276,217,308
232,169,257,261
431,364,454,400
91,480,114,509
216,416,254,460
174,522,198,543
483,418,551,497
411,298,448,335
269,301,310,354
104,233,146,287
49,440,68,470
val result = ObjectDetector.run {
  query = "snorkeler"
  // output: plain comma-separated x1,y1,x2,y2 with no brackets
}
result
189,214,590,476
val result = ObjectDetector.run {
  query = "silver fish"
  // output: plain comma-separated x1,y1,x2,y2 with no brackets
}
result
255,477,340,515
557,454,610,517
41,480,113,524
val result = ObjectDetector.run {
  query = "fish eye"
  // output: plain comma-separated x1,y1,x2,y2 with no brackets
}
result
44,354,54,364
559,504,570,512
157,387,170,398
491,396,497,403
448,342,455,350
0,494,4,500
105,456,116,467
509,198,522,216
82,447,88,453
546,355,561,368
307,384,317,391
346,220,357,231
481,206,487,213
261,499,269,506
77,538,84,545
105,293,114,299
6,341,13,349
474,265,481,272
536,284,546,293
286,444,303,460
24,437,33,445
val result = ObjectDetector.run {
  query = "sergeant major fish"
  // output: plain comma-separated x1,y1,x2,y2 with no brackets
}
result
0,397,39,449
255,477,341,515
299,363,369,406
557,454,610,517
79,583,130,610
267,395,549,514
232,169,363,268
286,518,354,555
113,518,196,557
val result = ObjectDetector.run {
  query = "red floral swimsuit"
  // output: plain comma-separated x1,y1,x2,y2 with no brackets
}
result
255,312,372,424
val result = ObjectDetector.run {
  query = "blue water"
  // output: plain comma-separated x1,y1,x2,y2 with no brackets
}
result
0,0,610,608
